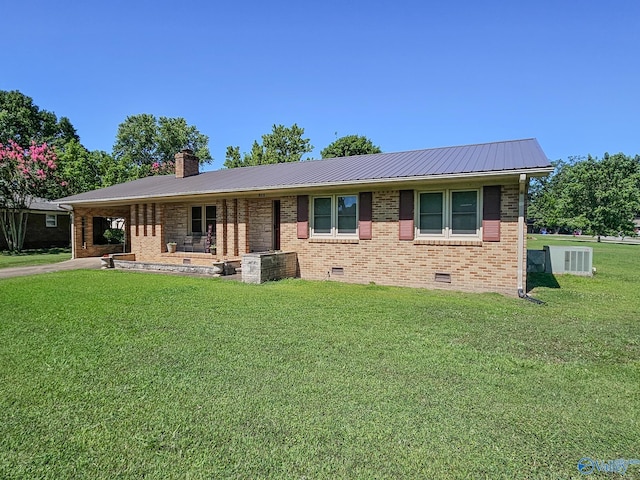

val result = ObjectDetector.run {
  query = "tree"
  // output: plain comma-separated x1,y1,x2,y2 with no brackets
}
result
52,139,98,197
528,159,570,231
112,113,157,167
112,114,211,178
0,140,65,251
0,90,79,149
157,117,210,165
0,90,135,199
53,140,134,195
224,146,243,168
224,123,313,168
562,153,640,239
92,150,133,189
529,153,640,239
320,134,381,158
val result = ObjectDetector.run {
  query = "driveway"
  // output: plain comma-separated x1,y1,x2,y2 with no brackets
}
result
0,257,102,279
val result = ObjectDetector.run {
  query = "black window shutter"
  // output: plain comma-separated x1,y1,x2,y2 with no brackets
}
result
399,190,414,240
482,185,501,242
297,195,309,239
359,192,372,240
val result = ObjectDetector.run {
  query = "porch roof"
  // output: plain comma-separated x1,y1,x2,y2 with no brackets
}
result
56,138,552,205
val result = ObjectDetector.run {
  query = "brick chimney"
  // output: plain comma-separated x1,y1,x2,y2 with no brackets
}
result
174,149,199,178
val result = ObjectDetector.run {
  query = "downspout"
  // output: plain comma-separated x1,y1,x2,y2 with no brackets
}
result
517,174,526,295
516,175,544,304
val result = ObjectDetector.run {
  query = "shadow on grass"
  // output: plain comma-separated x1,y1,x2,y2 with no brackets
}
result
527,272,560,293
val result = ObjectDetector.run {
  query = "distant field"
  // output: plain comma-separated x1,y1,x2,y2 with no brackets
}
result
0,239,638,479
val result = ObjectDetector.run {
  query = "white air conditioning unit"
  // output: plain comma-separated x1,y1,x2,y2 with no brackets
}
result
544,245,593,276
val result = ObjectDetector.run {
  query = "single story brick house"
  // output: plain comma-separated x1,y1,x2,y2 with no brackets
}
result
1,198,71,250
56,138,553,295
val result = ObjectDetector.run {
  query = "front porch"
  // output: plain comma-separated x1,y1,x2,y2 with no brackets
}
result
111,255,242,278
109,250,243,274
71,196,287,276
102,250,298,284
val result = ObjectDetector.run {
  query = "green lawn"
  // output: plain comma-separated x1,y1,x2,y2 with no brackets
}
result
0,240,638,479
0,248,71,269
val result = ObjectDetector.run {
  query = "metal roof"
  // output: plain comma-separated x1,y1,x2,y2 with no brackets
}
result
56,138,552,205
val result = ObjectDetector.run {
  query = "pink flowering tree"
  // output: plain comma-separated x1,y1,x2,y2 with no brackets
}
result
0,140,65,252
151,160,175,176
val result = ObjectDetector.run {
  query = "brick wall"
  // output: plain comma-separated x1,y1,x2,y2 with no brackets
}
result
242,251,297,283
70,180,527,295
279,183,526,296
0,212,71,250
128,203,164,260
247,198,273,252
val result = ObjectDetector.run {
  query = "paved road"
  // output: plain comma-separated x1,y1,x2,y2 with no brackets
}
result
0,257,102,279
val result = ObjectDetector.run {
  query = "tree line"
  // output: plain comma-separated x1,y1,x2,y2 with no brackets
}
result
2,88,639,251
0,89,381,251
529,153,640,239
1,90,382,196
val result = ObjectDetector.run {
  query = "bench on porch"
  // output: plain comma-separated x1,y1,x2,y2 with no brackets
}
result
181,235,216,253
182,235,200,252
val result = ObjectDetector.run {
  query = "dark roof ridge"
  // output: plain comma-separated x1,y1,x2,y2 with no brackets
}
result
208,138,541,173
235,137,538,164
341,137,538,158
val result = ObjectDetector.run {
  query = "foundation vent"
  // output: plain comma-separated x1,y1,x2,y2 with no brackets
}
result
435,272,451,283
331,267,344,275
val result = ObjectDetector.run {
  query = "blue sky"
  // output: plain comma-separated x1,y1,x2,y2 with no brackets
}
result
3,0,639,171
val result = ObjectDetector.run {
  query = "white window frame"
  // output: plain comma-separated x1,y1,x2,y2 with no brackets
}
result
416,189,480,238
45,214,57,228
189,204,216,236
311,194,359,238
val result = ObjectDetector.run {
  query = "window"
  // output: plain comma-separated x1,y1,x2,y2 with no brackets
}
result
45,214,57,228
313,198,332,234
205,206,216,234
451,191,477,234
312,195,358,237
190,205,216,235
337,196,357,234
191,206,202,234
419,192,443,235
417,189,479,237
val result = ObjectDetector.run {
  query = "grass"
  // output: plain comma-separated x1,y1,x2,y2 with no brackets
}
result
0,248,71,269
0,240,638,479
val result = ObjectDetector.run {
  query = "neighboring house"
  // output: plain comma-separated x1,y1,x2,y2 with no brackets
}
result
56,139,553,295
0,198,71,250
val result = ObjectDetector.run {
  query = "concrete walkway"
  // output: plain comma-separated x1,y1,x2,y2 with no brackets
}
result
0,257,102,279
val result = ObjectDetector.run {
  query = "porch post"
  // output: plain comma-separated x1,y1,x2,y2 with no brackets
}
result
70,210,76,259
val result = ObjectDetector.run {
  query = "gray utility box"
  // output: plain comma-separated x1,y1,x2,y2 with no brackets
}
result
544,245,593,276
242,251,297,284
